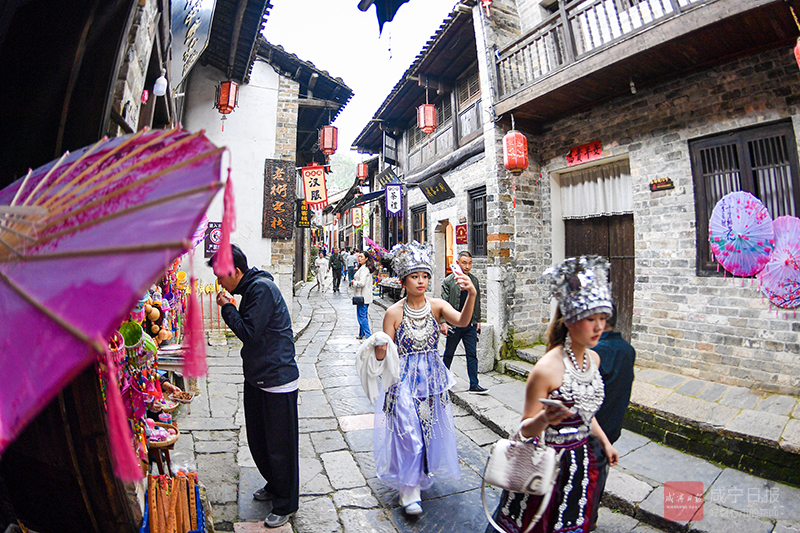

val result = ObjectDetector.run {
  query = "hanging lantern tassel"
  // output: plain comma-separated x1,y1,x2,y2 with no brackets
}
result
99,342,144,482
221,115,227,132
183,276,208,377
213,171,236,277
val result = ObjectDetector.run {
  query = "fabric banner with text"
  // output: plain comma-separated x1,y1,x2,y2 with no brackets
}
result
302,165,329,210
385,183,403,217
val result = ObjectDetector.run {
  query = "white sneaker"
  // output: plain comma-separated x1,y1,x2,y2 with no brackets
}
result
404,502,423,515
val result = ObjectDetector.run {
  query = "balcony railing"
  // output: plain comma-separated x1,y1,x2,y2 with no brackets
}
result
496,0,706,99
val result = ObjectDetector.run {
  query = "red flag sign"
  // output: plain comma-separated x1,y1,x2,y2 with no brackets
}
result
302,165,329,210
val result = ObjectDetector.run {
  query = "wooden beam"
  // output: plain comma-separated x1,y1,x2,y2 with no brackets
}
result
297,98,342,109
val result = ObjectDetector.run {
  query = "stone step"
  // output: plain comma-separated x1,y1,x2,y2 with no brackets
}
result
624,402,800,487
516,345,546,364
497,359,535,380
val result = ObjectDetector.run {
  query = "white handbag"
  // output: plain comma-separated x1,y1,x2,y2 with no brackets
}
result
482,418,563,533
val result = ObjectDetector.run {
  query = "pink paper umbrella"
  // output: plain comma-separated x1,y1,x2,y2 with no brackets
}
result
758,216,800,309
0,127,225,476
708,191,774,277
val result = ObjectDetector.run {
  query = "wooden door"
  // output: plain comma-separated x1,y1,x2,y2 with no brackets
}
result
565,214,635,342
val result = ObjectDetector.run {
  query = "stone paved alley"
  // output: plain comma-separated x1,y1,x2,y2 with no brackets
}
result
172,283,670,533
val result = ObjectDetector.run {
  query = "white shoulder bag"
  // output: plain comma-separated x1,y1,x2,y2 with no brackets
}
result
481,418,563,533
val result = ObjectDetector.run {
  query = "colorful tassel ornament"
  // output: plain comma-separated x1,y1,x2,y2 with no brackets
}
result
183,251,207,377
213,172,236,277
100,341,143,482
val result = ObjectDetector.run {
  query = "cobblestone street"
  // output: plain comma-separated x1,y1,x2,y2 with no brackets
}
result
174,284,676,533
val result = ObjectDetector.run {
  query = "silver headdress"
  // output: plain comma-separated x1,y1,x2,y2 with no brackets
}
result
541,256,612,325
387,241,433,279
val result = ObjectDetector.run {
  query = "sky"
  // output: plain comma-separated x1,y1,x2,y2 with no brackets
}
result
263,0,459,159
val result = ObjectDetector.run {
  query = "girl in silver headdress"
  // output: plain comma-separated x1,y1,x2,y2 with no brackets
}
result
486,256,618,533
373,241,477,516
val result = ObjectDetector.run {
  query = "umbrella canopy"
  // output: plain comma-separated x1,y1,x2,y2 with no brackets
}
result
708,191,774,277
758,216,800,309
0,127,224,456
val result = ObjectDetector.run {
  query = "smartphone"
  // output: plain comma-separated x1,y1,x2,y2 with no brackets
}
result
539,399,565,408
451,262,463,276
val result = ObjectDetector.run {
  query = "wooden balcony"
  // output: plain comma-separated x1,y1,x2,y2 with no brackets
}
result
494,0,799,127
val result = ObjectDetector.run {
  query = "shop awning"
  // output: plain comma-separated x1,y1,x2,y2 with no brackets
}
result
354,189,386,206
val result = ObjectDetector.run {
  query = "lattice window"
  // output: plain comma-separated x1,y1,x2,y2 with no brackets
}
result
690,121,800,273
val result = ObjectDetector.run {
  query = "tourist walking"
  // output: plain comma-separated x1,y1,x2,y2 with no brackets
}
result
589,303,635,530
372,241,477,516
211,244,299,529
441,250,488,393
346,248,359,285
485,256,618,533
314,251,330,292
329,246,343,293
352,251,376,339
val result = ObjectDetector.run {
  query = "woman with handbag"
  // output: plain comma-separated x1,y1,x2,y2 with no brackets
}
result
372,241,476,516
485,256,619,533
352,251,376,339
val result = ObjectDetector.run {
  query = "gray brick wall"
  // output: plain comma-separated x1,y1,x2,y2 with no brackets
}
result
525,47,800,394
406,154,491,323
110,0,159,134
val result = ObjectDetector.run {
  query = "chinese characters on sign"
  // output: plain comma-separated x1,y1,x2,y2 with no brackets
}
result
455,224,468,244
375,167,399,189
263,159,295,239
171,0,215,88
302,165,329,210
418,173,455,204
663,482,703,521
386,184,403,217
566,140,602,167
296,200,311,228
352,207,363,227
204,222,222,258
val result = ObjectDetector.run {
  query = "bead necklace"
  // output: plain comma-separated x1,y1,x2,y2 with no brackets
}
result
564,334,587,372
402,297,435,351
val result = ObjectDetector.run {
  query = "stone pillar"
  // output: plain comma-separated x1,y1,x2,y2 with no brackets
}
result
472,0,522,361
270,75,299,302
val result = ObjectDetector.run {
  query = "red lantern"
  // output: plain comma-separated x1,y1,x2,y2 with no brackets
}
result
357,162,368,182
794,38,800,72
215,81,239,114
503,129,528,175
336,212,341,220
320,125,338,156
417,104,437,135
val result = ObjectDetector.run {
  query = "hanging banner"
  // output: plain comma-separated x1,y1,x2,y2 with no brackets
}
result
296,199,311,228
456,224,468,244
302,165,329,210
375,167,399,189
171,0,216,90
385,183,403,217
566,140,602,167
263,159,295,239
204,221,222,258
418,173,455,204
353,207,363,227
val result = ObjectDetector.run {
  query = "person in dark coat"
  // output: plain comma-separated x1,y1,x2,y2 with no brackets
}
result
329,246,344,292
211,244,299,529
589,304,635,530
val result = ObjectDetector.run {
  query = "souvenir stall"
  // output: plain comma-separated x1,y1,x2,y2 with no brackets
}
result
103,252,207,532
365,236,402,300
0,127,228,532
